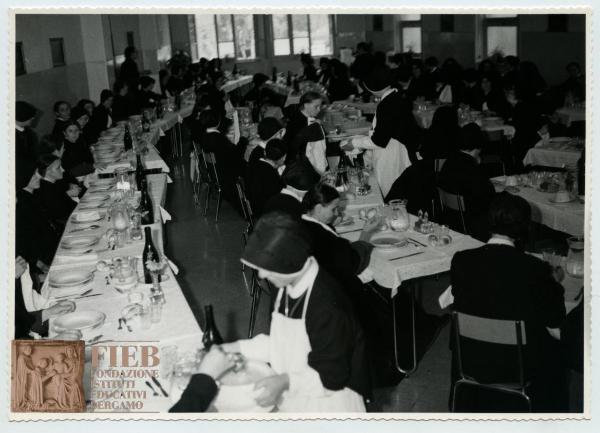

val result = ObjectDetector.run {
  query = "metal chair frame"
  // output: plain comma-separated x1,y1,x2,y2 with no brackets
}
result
450,311,532,412
191,140,210,205
200,149,222,223
436,187,468,234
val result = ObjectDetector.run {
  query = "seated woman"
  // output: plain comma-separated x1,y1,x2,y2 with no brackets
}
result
34,153,78,230
221,212,369,412
70,106,97,146
76,99,95,118
89,89,114,137
61,120,95,178
300,53,318,82
450,192,567,412
245,117,285,166
419,105,460,160
286,92,328,175
246,139,287,218
51,100,72,139
438,123,496,240
136,76,162,111
301,183,379,288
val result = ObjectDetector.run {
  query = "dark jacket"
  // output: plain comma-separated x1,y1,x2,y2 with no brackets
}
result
119,58,140,91
263,192,304,220
169,374,218,412
52,118,70,139
283,110,308,146
62,138,95,178
35,179,77,228
246,160,285,217
15,127,38,191
89,105,113,137
451,244,566,411
278,268,371,399
385,158,437,216
350,53,374,81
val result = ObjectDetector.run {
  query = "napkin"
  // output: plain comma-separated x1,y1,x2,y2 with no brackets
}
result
358,249,402,298
160,206,172,223
438,285,454,309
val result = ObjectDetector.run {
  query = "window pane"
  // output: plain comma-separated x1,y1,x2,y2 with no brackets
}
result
216,15,234,42
292,15,309,37
272,14,289,39
274,39,290,56
50,38,65,67
195,14,218,59
402,27,421,53
293,37,310,54
233,15,256,59
218,41,235,59
487,26,517,56
309,15,332,55
400,14,421,21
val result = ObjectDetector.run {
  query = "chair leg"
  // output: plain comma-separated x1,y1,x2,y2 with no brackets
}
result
204,184,211,216
215,188,222,223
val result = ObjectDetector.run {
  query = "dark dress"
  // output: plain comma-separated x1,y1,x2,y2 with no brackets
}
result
283,110,308,147
450,244,566,411
246,160,285,217
168,374,218,412
35,179,77,228
15,127,38,191
119,58,140,92
62,138,95,178
350,53,374,81
52,118,70,139
263,191,304,220
438,151,496,239
136,89,162,111
112,94,133,122
278,268,371,399
385,158,437,216
89,105,113,137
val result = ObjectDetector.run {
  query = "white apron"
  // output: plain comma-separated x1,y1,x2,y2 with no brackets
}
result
305,119,328,175
268,285,365,412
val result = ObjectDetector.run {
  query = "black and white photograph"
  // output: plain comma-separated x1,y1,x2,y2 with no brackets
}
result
9,8,589,418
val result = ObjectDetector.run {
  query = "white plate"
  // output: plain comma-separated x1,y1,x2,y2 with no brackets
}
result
71,212,104,224
370,231,408,250
549,197,576,204
61,235,99,249
53,310,106,332
49,270,95,288
50,282,93,298
80,193,110,203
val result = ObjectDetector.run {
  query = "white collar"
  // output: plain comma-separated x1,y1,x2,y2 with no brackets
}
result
286,257,319,299
15,125,24,132
381,88,396,101
42,176,56,184
206,127,220,134
487,236,515,247
301,214,339,237
280,187,303,202
257,139,267,149
259,158,278,169
302,111,318,124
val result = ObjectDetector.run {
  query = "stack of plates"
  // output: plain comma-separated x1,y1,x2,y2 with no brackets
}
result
60,235,99,253
53,310,106,333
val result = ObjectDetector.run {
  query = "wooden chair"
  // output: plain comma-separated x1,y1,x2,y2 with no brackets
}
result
200,149,222,223
436,187,468,233
451,311,532,412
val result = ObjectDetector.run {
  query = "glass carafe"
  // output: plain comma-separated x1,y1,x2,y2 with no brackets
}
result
565,236,584,278
388,199,410,231
111,202,130,247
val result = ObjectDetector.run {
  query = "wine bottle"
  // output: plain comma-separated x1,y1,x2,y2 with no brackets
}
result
202,305,223,350
139,178,154,225
124,125,133,151
135,154,144,191
142,227,159,284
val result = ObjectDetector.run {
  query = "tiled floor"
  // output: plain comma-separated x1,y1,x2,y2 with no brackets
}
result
162,152,454,412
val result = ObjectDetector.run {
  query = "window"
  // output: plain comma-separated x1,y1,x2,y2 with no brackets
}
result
271,14,333,56
400,15,422,53
49,37,65,67
16,42,26,76
193,14,256,60
484,14,518,57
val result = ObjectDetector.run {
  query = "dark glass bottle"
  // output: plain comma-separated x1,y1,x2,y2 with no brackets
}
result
135,154,144,191
139,178,154,225
124,125,133,151
142,227,160,284
202,305,223,350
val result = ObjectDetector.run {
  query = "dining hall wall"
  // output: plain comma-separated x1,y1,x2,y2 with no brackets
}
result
15,14,108,136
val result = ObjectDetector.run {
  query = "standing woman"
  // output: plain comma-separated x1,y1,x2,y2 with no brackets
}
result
221,212,369,412
286,92,328,175
119,46,140,93
61,120,95,178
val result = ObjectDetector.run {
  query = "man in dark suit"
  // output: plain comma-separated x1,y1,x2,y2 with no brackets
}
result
450,192,567,412
246,139,287,218
438,122,496,240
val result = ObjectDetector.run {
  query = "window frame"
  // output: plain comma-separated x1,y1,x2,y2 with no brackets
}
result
271,14,334,57
49,37,66,68
483,15,520,58
399,15,422,54
213,14,257,61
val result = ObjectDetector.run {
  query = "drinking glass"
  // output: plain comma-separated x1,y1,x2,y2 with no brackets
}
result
388,199,410,231
150,297,163,323
565,236,584,278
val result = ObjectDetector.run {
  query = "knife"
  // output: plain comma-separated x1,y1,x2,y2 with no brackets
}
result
390,251,425,261
407,237,427,247
151,376,169,397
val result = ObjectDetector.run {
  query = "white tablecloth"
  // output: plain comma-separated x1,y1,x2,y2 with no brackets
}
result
220,75,253,93
523,140,582,168
413,108,515,138
493,178,584,236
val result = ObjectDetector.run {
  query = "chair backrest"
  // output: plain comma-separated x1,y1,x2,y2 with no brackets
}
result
434,158,447,173
437,187,466,213
201,149,221,186
453,311,527,387
235,176,254,227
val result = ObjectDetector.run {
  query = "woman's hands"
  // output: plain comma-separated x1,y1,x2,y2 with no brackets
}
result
253,373,289,407
41,301,75,322
359,215,383,242
66,184,81,198
197,345,236,380
15,256,28,279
